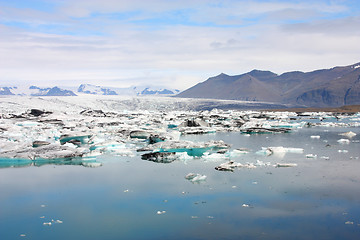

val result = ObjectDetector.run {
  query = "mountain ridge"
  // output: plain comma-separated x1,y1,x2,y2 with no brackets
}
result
176,62,360,107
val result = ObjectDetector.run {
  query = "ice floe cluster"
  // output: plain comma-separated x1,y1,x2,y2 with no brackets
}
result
0,96,359,169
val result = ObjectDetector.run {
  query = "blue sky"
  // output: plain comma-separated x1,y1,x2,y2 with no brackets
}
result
1,0,360,89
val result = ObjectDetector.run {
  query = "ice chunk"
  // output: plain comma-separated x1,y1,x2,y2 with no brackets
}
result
337,139,350,144
339,131,357,138
231,148,250,155
215,161,244,171
185,173,207,182
32,141,51,148
148,140,230,157
82,162,102,168
129,130,150,139
59,134,92,145
306,154,317,158
310,135,320,139
157,210,166,215
141,152,178,163
276,163,297,167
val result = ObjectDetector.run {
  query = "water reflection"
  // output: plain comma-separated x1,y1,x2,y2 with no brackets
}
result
0,126,359,239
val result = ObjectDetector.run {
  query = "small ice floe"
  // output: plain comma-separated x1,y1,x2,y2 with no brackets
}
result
339,131,357,138
207,216,214,219
257,146,304,157
43,222,52,226
141,152,178,163
55,220,63,224
276,163,297,167
20,234,26,237
191,216,199,219
156,211,166,215
40,216,45,219
231,148,250,156
124,189,129,193
306,154,317,158
185,173,207,183
202,152,228,162
215,161,245,171
320,156,330,160
337,139,350,144
255,160,271,166
338,150,348,153
231,186,237,189
242,204,250,208
345,221,354,225
82,162,102,168
310,135,320,139
40,205,46,208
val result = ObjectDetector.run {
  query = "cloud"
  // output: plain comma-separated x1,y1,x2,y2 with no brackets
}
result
0,0,359,89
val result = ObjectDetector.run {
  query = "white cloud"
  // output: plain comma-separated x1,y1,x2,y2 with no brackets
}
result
0,0,359,89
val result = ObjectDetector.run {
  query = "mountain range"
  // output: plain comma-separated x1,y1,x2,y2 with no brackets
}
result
0,84,179,97
177,62,360,107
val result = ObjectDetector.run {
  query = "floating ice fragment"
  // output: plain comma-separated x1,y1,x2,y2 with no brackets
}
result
43,222,52,226
157,211,166,215
191,216,199,219
310,135,320,139
141,152,178,163
40,216,45,218
339,131,357,138
55,220,63,224
124,189,129,193
337,139,350,144
231,148,250,155
338,150,348,153
306,154,317,158
215,161,243,171
320,156,330,160
41,205,46,208
276,163,297,167
232,186,237,188
345,221,354,225
242,204,250,207
82,162,102,168
185,173,207,183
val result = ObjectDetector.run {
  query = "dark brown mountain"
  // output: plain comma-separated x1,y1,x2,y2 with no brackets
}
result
176,63,360,107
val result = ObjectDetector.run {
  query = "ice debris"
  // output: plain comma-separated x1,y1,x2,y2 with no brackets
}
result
185,173,207,183
276,163,298,167
215,161,255,171
157,211,166,215
1,97,359,169
337,139,350,144
339,131,357,138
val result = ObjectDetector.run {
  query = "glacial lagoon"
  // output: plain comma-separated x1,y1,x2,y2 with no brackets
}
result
0,96,360,239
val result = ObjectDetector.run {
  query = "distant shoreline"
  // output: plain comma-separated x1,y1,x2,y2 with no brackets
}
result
268,105,360,113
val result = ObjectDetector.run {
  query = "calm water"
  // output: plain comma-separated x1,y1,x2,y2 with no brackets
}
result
1,126,360,239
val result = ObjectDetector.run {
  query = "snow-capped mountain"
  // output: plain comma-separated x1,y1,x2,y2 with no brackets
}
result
140,87,180,95
77,84,135,95
0,86,77,96
77,84,180,96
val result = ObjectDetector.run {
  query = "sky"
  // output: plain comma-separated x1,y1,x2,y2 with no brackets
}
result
0,0,360,90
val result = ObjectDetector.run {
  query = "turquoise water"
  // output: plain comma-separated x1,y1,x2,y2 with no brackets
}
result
1,126,360,239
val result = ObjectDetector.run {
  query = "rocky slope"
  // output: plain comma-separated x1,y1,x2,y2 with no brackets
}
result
177,63,360,107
